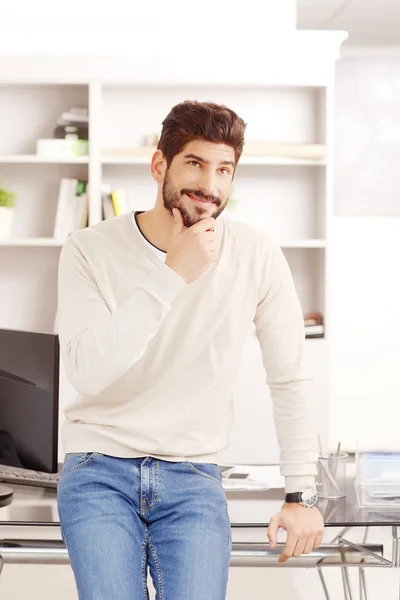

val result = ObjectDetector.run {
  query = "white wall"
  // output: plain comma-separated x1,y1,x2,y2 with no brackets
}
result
0,0,297,56
328,56,400,452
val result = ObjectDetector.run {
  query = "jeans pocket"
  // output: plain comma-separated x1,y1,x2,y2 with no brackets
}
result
60,452,99,480
64,452,87,460
184,461,222,483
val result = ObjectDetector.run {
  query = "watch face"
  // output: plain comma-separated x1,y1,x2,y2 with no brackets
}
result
301,488,318,507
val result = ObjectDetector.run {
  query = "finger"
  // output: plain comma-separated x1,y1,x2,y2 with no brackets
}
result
266,516,279,549
293,536,308,558
190,217,216,233
303,536,317,555
314,532,324,549
172,208,184,232
278,532,297,563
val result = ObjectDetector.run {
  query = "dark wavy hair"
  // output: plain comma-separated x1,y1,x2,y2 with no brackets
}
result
157,100,247,168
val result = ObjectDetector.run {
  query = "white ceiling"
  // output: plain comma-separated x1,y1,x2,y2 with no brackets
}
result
297,0,400,45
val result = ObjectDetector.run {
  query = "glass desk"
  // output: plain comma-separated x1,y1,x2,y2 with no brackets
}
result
0,463,398,600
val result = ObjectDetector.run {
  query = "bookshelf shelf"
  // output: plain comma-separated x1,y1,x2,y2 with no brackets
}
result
239,156,326,166
0,237,63,247
0,155,89,164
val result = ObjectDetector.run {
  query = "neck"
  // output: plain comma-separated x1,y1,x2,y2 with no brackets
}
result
135,203,173,253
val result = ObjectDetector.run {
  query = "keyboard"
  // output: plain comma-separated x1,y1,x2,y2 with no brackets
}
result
0,464,59,489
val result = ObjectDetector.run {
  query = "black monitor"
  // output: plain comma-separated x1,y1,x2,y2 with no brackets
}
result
0,328,59,474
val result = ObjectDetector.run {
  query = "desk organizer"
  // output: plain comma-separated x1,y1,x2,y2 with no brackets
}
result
355,451,400,510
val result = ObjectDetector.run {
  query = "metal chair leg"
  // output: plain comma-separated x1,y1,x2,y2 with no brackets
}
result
359,566,369,600
341,566,351,600
340,540,355,600
359,528,369,600
317,566,332,600
393,527,400,568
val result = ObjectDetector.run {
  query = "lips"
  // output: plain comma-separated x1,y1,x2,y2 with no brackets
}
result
187,194,213,205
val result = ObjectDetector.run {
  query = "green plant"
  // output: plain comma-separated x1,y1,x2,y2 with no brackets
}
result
0,182,16,208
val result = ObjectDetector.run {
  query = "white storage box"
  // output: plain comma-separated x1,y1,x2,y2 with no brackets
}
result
36,138,88,157
355,451,400,510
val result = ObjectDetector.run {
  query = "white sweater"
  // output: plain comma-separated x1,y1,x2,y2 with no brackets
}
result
57,211,318,493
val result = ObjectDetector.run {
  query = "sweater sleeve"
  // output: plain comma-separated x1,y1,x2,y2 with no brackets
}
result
253,241,318,494
57,237,186,397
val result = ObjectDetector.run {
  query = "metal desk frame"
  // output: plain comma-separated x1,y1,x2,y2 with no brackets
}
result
0,524,398,600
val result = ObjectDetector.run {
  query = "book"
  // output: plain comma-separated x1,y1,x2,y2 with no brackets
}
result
74,180,88,231
305,324,324,336
304,311,324,326
101,184,115,220
69,107,88,116
53,179,71,239
65,178,79,238
60,112,89,123
110,188,129,216
53,178,88,240
305,324,324,339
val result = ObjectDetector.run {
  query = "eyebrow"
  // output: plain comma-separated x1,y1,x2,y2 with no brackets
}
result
183,153,235,168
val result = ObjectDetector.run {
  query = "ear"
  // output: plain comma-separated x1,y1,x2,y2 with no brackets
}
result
150,149,167,182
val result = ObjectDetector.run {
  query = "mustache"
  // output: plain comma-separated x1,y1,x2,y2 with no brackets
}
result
181,189,221,205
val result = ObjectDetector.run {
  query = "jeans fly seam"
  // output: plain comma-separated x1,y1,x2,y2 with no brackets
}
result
141,530,149,600
148,532,164,600
142,460,160,512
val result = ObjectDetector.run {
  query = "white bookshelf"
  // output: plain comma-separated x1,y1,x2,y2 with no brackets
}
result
0,156,89,164
0,33,347,462
0,69,340,334
0,237,64,246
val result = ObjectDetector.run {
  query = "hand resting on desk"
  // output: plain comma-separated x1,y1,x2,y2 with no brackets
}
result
267,504,324,563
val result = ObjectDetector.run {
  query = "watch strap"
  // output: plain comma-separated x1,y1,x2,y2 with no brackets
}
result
285,492,303,503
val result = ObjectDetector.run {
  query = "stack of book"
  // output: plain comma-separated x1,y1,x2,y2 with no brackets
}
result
36,106,89,157
101,185,130,219
53,179,88,241
54,106,89,140
304,312,324,338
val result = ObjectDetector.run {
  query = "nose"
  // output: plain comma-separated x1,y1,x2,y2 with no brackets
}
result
197,169,218,198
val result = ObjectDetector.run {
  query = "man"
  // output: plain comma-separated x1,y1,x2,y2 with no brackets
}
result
57,100,324,600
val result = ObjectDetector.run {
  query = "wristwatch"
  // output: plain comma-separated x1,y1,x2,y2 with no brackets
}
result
285,488,318,508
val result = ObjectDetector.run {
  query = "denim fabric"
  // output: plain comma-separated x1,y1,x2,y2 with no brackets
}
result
57,452,232,600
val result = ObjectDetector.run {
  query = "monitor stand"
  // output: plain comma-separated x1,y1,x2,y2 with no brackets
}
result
0,484,13,504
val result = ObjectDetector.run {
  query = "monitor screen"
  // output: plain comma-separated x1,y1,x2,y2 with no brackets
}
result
0,328,59,473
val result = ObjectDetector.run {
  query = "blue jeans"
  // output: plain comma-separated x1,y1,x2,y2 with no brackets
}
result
57,453,232,600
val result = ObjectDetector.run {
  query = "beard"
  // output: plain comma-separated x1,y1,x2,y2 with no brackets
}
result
162,171,228,228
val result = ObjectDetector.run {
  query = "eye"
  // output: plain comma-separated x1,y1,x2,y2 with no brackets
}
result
219,168,230,175
188,160,200,167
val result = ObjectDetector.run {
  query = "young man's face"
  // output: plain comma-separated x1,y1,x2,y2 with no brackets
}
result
161,139,236,228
